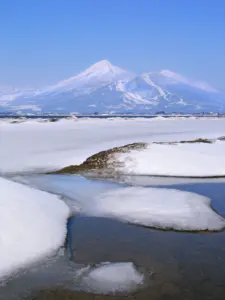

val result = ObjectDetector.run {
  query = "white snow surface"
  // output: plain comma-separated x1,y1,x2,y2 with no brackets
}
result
15,175,225,231
1,118,225,175
114,141,225,177
0,178,69,278
79,262,144,294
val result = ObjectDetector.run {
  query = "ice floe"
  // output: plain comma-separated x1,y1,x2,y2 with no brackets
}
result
0,178,69,279
15,175,225,231
88,186,225,231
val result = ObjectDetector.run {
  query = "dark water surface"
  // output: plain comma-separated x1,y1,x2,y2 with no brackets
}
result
2,180,225,300
64,182,225,300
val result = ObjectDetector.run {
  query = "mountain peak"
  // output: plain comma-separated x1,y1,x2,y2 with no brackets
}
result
145,69,190,89
159,70,188,83
44,60,134,93
83,59,116,74
90,59,112,68
75,60,134,83
82,60,133,78
159,69,217,92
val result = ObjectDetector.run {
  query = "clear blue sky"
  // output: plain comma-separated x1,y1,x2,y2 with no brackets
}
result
1,0,225,88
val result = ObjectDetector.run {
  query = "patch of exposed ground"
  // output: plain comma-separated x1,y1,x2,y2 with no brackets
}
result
49,143,147,175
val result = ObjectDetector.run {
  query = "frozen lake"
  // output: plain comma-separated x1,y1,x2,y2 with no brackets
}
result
1,118,225,299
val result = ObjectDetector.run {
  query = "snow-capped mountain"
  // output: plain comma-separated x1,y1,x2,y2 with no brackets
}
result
1,60,224,113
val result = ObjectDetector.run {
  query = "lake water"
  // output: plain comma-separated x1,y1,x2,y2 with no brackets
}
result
1,177,225,300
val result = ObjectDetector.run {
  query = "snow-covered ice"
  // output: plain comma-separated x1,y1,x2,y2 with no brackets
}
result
1,118,225,174
78,262,144,294
15,175,225,231
0,178,69,279
113,141,225,177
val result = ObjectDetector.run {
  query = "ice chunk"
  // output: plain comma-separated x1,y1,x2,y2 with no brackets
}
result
79,262,144,294
0,178,69,279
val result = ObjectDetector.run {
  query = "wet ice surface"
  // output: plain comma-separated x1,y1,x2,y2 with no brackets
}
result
14,175,225,231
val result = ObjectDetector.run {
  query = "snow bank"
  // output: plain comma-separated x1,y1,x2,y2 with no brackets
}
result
78,262,144,294
0,178,69,278
16,175,225,231
1,118,225,174
114,141,225,177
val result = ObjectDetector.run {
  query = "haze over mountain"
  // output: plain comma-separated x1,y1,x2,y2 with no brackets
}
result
0,60,224,114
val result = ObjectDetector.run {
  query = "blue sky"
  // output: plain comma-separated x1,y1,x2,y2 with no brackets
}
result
1,0,225,88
